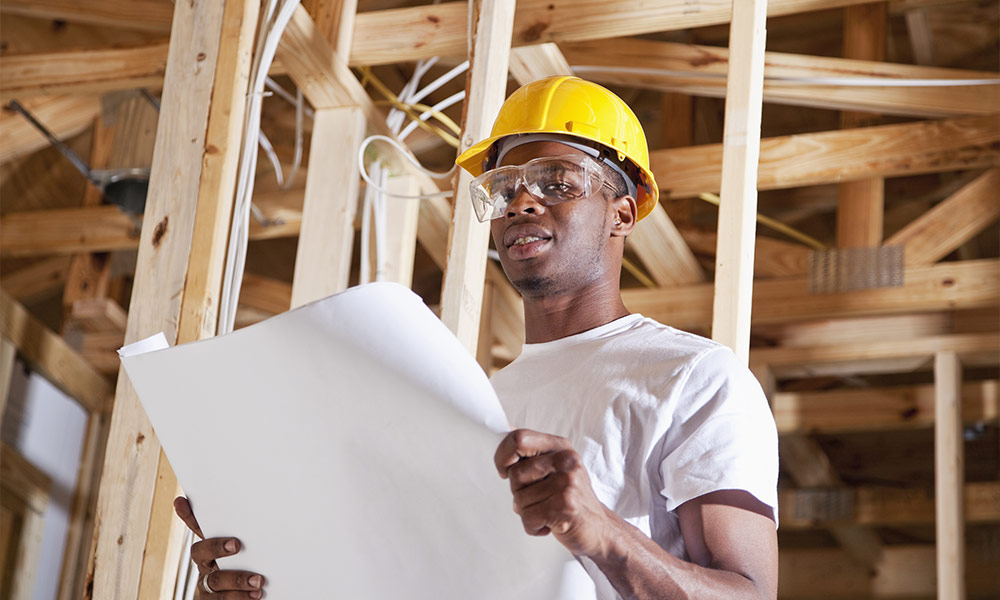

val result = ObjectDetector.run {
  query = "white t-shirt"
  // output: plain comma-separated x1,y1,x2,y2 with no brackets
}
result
490,314,778,599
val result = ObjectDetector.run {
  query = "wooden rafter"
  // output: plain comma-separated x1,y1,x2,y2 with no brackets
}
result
561,38,1000,118
652,115,1000,199
0,95,101,164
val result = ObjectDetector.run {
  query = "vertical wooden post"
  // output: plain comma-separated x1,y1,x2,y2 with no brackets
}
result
837,2,886,249
935,351,966,600
290,107,367,308
86,1,258,598
380,175,421,287
288,0,363,309
440,0,516,355
710,0,768,364
0,336,15,418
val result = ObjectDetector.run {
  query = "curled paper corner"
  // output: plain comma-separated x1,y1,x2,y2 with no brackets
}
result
118,332,170,358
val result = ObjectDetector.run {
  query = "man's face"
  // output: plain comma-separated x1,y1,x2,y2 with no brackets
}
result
489,141,623,298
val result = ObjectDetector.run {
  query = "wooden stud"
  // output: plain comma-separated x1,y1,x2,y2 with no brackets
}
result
439,0,516,355
885,168,1000,266
623,259,1000,332
302,0,358,57
87,1,258,597
1,443,52,600
0,337,15,419
508,43,573,85
837,2,887,250
710,0,768,363
934,351,966,600
290,108,366,308
379,175,421,287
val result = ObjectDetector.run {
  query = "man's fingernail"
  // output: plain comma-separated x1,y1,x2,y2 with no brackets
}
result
250,591,262,599
224,539,237,553
249,575,262,588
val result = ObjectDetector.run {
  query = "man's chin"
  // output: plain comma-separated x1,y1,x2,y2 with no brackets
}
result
510,275,557,296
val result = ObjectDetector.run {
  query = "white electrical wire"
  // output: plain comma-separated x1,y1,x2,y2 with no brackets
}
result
571,65,1000,87
257,128,285,187
399,89,466,141
279,87,305,190
358,135,455,199
218,0,300,335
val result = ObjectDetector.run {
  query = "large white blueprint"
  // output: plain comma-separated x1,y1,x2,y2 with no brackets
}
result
119,282,580,599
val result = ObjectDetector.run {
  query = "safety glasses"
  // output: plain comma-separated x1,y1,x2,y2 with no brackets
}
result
469,154,617,222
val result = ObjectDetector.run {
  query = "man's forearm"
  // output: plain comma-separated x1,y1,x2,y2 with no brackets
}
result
588,509,768,600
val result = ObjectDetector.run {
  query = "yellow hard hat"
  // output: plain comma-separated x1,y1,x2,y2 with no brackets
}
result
456,76,659,221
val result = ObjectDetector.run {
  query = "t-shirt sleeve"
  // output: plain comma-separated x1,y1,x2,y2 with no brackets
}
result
656,346,779,522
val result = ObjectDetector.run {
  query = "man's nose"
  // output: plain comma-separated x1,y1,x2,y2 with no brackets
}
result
505,184,545,217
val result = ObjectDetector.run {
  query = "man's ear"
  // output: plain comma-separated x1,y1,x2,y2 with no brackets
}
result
610,195,638,238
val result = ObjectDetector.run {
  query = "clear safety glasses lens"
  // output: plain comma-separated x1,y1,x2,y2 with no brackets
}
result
469,156,602,222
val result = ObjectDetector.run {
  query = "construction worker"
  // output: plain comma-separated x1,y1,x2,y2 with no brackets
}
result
176,76,778,599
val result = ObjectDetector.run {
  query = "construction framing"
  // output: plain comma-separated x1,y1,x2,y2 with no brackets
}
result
0,1,997,599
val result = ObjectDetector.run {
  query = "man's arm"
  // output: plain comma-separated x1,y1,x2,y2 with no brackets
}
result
495,429,777,600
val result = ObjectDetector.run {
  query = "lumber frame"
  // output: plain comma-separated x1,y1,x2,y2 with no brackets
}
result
622,258,999,332
286,1,364,308
710,0,767,363
561,38,1000,118
779,481,1000,529
836,2,886,250
439,0,516,355
86,1,258,597
934,351,965,600
772,379,998,433
0,291,113,414
885,168,1000,266
0,95,102,165
0,0,173,34
1,442,53,600
0,256,72,302
650,115,1000,199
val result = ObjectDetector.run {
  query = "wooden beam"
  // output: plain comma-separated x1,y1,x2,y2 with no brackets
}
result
934,351,966,600
508,42,573,85
885,168,1000,266
0,95,101,164
678,227,811,278
1,442,52,600
302,0,357,57
0,41,169,102
779,481,1000,529
66,298,128,333
0,0,173,34
439,0,516,355
0,291,112,414
87,0,258,597
0,337,16,420
0,256,72,302
290,108,366,307
624,259,999,332
781,434,885,566
561,38,1000,118
239,273,292,315
772,380,998,433
710,0,767,362
754,332,998,378
836,2,886,250
651,115,1000,199
778,544,999,598
349,0,884,66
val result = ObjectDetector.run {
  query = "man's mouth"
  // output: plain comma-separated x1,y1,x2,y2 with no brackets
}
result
510,235,547,247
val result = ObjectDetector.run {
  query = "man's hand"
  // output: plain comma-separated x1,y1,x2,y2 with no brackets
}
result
174,497,266,599
494,429,616,558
